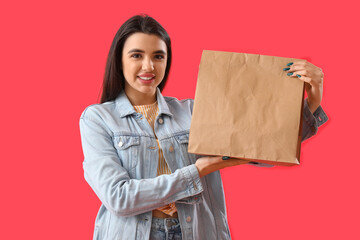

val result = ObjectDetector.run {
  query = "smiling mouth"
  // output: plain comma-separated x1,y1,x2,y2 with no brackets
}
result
137,76,156,84
138,76,155,80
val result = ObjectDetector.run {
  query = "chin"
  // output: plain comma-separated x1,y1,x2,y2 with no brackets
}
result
138,86,157,94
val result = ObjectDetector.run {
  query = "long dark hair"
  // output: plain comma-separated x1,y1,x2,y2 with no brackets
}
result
100,14,172,103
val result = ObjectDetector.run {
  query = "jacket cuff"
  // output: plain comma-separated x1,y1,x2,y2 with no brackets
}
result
304,98,329,133
313,104,329,127
182,164,203,196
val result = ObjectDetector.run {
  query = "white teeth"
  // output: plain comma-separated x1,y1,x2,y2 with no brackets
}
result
139,76,154,80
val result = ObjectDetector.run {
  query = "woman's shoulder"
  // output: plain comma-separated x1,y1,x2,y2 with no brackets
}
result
80,101,117,120
163,96,194,107
163,96,194,112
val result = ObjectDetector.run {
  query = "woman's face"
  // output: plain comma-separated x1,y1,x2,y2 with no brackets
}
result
122,32,167,103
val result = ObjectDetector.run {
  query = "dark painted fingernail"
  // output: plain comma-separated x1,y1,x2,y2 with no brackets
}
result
283,67,290,71
222,156,230,160
287,72,293,76
296,74,301,78
287,62,293,66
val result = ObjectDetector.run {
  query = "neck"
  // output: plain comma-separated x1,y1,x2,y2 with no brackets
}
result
124,88,157,106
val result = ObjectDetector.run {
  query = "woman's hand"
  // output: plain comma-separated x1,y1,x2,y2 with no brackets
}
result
285,61,324,113
195,156,249,178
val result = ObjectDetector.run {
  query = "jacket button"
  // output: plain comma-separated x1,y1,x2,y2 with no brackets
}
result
118,140,123,147
169,146,174,152
158,118,164,124
186,216,191,222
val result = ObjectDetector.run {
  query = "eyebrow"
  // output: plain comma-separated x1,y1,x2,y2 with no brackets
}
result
127,49,167,55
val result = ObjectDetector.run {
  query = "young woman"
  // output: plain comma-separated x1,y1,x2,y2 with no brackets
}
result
79,14,328,240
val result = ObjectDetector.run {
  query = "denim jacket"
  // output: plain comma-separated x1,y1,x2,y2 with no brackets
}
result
79,88,328,240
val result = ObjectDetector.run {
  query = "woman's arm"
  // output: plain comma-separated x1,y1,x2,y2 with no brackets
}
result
285,60,324,112
79,108,203,217
284,60,329,141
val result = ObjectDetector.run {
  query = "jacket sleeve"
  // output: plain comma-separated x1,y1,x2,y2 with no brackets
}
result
301,98,329,142
79,107,203,217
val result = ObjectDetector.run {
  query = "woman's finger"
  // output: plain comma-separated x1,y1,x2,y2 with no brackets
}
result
291,60,307,68
285,64,305,73
295,74,312,84
284,60,308,72
287,69,307,77
287,70,313,84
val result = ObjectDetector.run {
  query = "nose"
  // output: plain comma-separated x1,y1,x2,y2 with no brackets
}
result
142,57,154,71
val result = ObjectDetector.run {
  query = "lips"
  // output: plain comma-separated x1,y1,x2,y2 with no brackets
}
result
137,73,155,84
138,73,155,80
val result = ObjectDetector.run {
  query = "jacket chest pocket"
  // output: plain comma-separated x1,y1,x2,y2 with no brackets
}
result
113,135,140,170
174,133,198,166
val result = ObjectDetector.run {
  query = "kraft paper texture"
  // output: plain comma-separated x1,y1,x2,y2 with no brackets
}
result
188,50,305,166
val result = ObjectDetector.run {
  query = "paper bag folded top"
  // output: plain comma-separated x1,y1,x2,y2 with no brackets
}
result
188,50,305,166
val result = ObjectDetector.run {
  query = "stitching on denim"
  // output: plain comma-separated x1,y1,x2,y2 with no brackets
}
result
157,130,190,141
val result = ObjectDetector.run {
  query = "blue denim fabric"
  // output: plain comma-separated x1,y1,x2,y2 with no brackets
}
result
150,218,182,240
79,88,328,240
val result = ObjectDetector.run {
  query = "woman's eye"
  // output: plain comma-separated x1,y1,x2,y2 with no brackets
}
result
131,54,141,58
155,55,165,60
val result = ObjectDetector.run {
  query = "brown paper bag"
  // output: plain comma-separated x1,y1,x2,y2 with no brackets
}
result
188,50,305,166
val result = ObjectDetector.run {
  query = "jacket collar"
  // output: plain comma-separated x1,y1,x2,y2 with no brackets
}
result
115,88,173,118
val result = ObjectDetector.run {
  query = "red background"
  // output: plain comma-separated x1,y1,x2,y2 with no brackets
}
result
1,0,359,239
